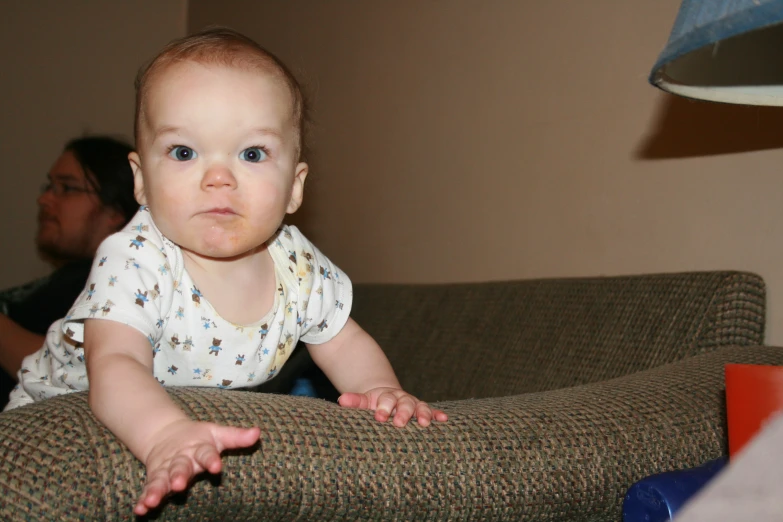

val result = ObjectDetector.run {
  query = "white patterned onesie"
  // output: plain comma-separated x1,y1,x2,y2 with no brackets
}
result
6,207,352,410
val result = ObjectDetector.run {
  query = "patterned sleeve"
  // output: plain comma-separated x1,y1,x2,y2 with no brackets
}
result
281,226,353,345
62,215,175,347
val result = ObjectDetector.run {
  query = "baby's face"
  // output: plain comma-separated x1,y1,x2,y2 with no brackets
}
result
130,61,307,260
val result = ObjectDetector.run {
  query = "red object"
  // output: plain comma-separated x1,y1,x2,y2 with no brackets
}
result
725,363,783,458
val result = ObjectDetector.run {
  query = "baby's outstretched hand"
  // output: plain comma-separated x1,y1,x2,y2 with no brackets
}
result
134,419,260,516
338,387,448,427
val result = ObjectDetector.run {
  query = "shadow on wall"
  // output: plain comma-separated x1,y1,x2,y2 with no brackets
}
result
637,95,783,159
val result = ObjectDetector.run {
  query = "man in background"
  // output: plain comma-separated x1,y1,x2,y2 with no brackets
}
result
0,136,137,407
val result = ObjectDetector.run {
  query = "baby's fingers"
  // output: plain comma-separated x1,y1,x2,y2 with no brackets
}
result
432,408,448,422
413,401,434,427
214,426,261,454
193,443,224,475
413,403,449,426
337,392,372,410
389,394,418,427
135,481,166,516
134,456,192,516
373,391,402,423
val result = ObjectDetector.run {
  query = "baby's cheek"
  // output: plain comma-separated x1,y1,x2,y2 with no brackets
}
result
148,189,189,236
255,181,289,212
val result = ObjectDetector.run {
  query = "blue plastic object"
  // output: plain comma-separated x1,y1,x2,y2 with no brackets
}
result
289,377,319,398
622,457,727,522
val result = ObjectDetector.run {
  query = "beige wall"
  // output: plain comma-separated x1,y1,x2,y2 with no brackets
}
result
0,1,187,288
36,0,781,346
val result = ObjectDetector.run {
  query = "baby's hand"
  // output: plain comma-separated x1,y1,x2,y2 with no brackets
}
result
338,387,448,427
134,419,260,516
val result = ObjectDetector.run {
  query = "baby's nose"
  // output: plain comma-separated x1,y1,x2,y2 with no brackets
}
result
201,165,237,189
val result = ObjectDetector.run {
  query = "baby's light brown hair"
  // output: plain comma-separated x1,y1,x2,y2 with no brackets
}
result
134,27,308,159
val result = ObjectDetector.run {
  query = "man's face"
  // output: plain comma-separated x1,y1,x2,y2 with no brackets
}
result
130,61,308,261
36,151,122,265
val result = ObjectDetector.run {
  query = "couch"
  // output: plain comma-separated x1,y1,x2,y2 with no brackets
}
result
0,270,781,521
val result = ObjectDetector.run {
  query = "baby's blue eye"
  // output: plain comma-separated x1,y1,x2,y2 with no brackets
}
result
168,146,197,161
240,147,267,163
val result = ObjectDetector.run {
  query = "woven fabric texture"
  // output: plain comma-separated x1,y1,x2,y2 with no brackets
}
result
351,271,765,401
0,271,770,521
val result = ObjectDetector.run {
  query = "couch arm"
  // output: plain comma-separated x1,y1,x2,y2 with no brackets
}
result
2,345,783,522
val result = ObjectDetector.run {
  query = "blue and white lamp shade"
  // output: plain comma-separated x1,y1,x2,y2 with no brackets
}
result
651,0,783,105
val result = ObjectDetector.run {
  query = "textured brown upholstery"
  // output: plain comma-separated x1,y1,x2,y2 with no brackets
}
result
351,271,766,400
0,271,776,521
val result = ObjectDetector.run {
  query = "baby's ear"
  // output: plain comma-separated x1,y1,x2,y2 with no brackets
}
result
128,152,148,205
286,162,309,214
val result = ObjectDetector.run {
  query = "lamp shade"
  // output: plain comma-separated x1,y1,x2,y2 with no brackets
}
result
651,0,783,105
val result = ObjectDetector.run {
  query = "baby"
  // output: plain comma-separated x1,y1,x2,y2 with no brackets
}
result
7,27,447,515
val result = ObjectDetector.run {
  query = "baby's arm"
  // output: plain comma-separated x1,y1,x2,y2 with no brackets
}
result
84,319,260,515
307,318,447,427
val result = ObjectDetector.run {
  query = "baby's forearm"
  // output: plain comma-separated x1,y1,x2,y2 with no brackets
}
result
85,321,188,464
309,319,401,393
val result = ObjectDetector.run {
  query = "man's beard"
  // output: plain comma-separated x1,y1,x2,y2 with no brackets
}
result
35,230,94,268
35,205,102,267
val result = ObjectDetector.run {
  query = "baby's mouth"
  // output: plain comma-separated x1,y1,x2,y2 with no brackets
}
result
204,207,237,216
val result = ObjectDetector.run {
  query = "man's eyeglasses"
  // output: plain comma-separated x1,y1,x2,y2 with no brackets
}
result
40,181,97,197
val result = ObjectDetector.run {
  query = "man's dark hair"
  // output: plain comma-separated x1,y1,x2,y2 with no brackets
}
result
64,136,137,223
